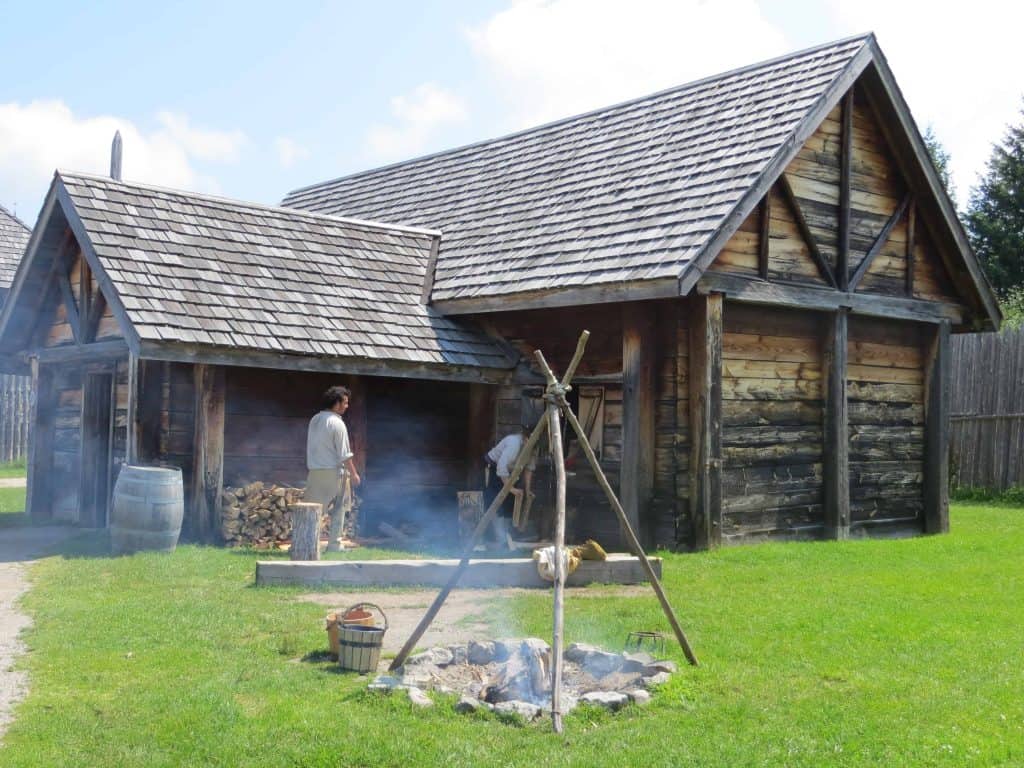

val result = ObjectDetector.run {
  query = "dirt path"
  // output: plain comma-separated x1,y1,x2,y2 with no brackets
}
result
298,585,650,655
0,478,26,489
0,526,77,743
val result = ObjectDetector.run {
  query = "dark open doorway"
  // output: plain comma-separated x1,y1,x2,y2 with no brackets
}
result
80,370,114,527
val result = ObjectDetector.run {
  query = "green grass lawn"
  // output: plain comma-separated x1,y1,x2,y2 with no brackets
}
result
3,503,1023,767
0,459,27,478
0,485,27,527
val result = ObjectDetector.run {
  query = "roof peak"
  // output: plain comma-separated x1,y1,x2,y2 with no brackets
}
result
0,202,30,233
56,170,442,239
284,32,874,200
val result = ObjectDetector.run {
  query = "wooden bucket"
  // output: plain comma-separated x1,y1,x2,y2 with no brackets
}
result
325,605,378,660
110,465,184,555
337,603,388,673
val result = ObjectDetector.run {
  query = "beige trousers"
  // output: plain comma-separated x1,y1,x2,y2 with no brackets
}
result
305,469,348,551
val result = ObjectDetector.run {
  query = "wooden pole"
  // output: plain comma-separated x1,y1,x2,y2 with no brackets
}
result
126,353,139,464
388,414,550,671
924,320,951,533
535,348,700,666
537,353,568,733
621,303,656,550
823,308,850,539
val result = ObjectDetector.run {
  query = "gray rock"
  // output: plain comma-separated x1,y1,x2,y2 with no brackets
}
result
520,637,551,655
367,675,402,693
455,695,488,714
621,652,655,673
642,671,672,689
447,645,468,665
400,672,435,690
406,647,453,667
406,687,434,708
494,700,542,722
642,660,678,675
467,640,497,665
564,643,623,677
626,689,652,706
493,639,518,662
580,691,630,711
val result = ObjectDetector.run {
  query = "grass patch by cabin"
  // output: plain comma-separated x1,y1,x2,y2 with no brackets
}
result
2,502,1022,767
0,486,27,527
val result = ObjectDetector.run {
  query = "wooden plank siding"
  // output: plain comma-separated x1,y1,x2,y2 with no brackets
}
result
950,327,1024,492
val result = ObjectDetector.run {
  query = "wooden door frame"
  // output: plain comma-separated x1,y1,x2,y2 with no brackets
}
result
79,368,115,528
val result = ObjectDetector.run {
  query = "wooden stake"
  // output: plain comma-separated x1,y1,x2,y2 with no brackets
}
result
538,356,568,734
536,349,700,667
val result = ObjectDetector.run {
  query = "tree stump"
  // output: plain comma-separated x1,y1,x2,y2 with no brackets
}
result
289,502,322,560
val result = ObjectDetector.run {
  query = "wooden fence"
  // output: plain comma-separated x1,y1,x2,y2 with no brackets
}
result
950,326,1024,491
0,373,31,462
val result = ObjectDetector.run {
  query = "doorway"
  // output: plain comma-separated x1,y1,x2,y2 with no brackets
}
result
80,371,114,527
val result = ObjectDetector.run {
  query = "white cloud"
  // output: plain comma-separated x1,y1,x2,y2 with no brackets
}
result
365,82,469,160
0,100,246,222
465,0,789,127
825,1,1024,203
274,137,310,169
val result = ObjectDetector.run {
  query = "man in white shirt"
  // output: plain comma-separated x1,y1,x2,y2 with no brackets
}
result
484,424,535,546
306,386,362,552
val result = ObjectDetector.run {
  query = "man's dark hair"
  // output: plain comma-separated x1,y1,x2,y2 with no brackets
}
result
321,385,352,411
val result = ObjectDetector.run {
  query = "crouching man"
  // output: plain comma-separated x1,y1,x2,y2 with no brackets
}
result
306,386,362,552
484,424,535,547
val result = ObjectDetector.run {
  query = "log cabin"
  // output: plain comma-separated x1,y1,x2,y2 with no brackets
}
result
0,34,1001,550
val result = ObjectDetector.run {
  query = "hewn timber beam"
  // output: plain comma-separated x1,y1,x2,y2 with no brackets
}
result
905,203,916,296
777,173,838,289
33,339,129,364
758,192,771,280
56,269,82,344
84,289,107,343
621,303,657,549
822,309,850,539
25,358,57,523
689,293,723,551
696,272,964,325
190,363,226,543
848,193,912,291
923,320,951,534
838,91,853,290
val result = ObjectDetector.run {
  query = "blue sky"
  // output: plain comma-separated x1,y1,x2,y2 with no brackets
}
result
1,1,1020,225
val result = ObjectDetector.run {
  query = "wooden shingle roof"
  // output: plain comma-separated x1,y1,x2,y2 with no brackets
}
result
0,204,30,291
282,35,873,308
5,172,514,377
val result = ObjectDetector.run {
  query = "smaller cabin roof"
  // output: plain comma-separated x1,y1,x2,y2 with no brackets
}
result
0,172,515,378
0,204,30,292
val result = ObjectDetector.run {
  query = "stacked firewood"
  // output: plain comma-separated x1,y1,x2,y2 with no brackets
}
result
219,481,360,548
220,482,305,548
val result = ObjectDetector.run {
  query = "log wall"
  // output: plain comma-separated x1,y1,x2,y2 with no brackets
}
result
720,304,825,539
847,316,925,527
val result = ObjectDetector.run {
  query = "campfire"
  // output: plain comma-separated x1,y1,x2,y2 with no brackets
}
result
369,638,676,721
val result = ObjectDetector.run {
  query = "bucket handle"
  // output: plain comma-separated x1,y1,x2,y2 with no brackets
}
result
342,602,388,632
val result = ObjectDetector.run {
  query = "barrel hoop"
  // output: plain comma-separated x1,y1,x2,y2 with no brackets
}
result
339,639,383,649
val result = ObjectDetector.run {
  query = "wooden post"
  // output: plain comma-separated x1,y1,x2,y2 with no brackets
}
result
622,303,656,549
289,502,323,560
924,320,951,534
546,393,567,734
25,357,57,523
346,376,368,478
190,363,226,542
126,353,139,464
823,309,850,539
466,383,496,488
689,293,723,550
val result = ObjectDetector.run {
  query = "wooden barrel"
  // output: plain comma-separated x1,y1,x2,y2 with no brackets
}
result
110,465,184,555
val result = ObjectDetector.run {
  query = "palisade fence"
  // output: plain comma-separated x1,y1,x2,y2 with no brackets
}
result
0,373,31,462
950,326,1024,491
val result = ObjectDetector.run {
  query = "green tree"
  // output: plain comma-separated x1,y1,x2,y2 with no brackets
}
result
923,124,957,206
965,104,1024,295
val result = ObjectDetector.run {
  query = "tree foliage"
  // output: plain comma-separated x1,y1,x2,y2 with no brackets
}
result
965,104,1024,296
922,125,957,207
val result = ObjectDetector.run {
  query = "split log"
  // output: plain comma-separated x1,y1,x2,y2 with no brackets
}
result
289,503,322,561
